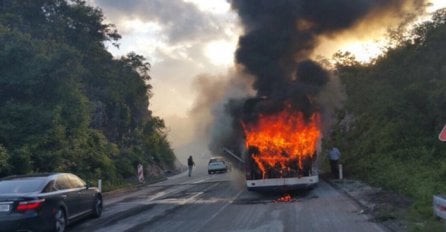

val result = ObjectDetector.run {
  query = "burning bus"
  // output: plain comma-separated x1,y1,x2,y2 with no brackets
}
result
211,0,402,192
212,0,348,192
241,100,321,191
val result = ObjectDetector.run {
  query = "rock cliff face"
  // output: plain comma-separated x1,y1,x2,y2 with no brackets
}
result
146,159,185,178
146,164,164,177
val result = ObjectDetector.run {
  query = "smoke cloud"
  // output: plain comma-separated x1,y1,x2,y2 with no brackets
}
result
208,0,427,157
93,0,227,44
231,0,425,97
170,69,253,166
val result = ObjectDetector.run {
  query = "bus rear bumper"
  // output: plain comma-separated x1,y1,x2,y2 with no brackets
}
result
246,175,319,191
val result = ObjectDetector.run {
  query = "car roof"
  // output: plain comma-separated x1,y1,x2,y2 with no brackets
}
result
209,156,227,162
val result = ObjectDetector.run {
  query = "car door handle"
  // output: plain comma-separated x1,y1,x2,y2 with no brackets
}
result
61,195,67,199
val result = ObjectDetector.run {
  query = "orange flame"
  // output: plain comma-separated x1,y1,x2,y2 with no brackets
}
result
242,105,321,178
274,193,292,202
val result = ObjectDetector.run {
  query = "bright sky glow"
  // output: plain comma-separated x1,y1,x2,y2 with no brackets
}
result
350,43,384,62
158,42,195,61
205,40,236,66
317,1,446,63
183,0,231,14
121,19,162,34
336,40,388,63
106,19,165,62
429,0,446,12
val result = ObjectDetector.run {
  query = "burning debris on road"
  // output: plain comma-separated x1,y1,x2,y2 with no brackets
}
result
273,193,294,203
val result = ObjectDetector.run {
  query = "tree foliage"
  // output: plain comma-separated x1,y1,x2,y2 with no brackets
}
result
0,0,175,181
332,9,446,223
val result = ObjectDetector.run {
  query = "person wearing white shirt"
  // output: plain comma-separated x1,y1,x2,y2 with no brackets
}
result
328,147,341,178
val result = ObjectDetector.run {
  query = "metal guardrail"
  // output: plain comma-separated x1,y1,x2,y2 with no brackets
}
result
223,147,245,164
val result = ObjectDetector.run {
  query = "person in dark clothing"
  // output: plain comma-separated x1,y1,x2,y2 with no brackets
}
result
328,147,341,178
187,156,195,177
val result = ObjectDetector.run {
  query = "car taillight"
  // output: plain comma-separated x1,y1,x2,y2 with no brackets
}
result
16,199,45,211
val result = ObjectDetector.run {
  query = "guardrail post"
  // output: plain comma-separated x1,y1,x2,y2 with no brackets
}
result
338,164,343,180
98,179,102,192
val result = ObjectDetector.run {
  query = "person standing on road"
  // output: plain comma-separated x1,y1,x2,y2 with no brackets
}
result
328,146,341,178
187,156,195,177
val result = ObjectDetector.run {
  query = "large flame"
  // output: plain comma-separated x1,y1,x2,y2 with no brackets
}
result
242,105,321,178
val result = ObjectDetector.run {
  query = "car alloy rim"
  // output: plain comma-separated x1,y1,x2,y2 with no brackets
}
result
55,209,66,232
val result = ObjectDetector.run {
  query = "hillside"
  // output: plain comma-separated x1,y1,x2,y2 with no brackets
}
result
332,9,446,231
0,0,176,187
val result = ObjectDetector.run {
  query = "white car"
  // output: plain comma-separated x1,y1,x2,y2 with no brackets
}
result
208,157,229,174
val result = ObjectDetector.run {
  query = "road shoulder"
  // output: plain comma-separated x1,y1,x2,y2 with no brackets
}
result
324,176,411,232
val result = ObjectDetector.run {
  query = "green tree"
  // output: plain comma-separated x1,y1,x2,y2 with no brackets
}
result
0,0,176,181
332,8,446,227
0,145,10,176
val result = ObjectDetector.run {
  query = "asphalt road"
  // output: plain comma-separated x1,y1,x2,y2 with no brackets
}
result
69,166,387,232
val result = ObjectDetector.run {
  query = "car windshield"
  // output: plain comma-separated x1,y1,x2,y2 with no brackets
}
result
0,177,47,194
209,158,223,163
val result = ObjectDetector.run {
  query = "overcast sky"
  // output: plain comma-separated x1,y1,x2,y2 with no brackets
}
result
90,0,238,116
87,0,446,159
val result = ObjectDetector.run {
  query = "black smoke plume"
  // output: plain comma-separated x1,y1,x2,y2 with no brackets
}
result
210,0,425,156
231,0,424,96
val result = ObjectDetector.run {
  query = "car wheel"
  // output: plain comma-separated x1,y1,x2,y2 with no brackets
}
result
92,195,103,218
54,208,66,232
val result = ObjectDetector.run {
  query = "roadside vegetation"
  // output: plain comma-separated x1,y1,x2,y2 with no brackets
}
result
0,0,176,187
331,9,446,231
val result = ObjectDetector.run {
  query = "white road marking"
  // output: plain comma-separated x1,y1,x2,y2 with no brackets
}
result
199,189,243,228
192,177,213,184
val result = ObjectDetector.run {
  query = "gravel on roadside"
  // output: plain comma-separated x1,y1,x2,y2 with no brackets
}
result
324,176,411,232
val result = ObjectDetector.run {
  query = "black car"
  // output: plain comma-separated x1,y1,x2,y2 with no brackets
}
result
0,173,102,232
